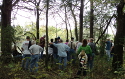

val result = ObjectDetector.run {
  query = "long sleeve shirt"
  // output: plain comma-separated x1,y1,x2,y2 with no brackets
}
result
77,45,92,55
54,43,70,57
29,44,43,55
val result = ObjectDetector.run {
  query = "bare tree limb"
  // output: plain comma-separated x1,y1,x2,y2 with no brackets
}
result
12,0,20,6
95,15,114,44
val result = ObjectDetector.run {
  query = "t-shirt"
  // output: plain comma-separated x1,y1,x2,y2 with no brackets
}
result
105,41,111,50
40,37,45,48
21,41,31,54
29,44,43,55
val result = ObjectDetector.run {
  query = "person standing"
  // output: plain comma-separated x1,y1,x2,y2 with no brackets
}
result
39,35,46,59
76,50,88,76
105,39,111,61
21,36,31,70
77,39,92,70
88,38,96,70
29,41,43,72
51,39,70,70
110,40,114,57
65,39,69,45
50,38,58,63
68,37,76,63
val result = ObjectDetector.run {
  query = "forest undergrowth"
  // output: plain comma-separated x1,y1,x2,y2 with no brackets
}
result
0,53,125,79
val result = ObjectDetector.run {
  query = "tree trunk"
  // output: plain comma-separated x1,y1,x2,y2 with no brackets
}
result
70,6,78,41
112,0,125,70
1,0,13,63
90,0,94,38
36,3,40,39
65,5,68,40
45,0,49,69
79,0,84,42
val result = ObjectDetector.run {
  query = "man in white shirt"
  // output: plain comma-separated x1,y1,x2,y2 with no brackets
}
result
29,41,43,72
21,36,31,70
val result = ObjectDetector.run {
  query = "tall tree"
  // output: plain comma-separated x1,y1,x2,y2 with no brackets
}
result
1,0,20,63
112,0,125,71
45,0,50,69
35,0,41,40
90,0,94,38
69,0,78,41
79,0,85,42
64,2,69,40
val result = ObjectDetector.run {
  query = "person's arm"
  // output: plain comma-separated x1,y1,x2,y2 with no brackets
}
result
65,45,70,52
39,46,43,52
89,46,92,55
29,46,33,55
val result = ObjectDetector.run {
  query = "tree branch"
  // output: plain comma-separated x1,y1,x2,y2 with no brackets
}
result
95,15,114,44
12,0,20,6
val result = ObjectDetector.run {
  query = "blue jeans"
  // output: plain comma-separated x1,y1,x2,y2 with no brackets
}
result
30,54,39,72
59,57,67,70
90,53,95,70
68,49,76,64
53,53,59,63
22,54,31,70
106,50,110,61
86,54,92,70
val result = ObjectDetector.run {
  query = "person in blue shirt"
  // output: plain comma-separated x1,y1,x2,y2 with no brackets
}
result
105,39,111,61
50,39,70,70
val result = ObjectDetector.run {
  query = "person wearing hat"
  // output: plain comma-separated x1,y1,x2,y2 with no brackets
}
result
67,37,76,64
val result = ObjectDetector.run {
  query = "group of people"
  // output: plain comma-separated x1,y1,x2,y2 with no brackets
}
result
47,37,97,76
21,36,43,72
15,35,97,76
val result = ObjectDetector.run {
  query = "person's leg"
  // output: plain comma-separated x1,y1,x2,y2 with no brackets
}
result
34,55,39,72
76,63,82,75
63,57,67,69
59,57,63,69
40,48,44,59
107,50,111,61
71,49,76,64
25,55,31,70
30,55,35,72
106,50,110,61
90,53,95,70
87,54,91,70
83,69,87,76
21,54,26,69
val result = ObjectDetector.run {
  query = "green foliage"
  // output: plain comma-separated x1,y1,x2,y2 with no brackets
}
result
0,54,125,78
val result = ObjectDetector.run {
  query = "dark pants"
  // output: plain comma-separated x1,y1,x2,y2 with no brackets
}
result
68,49,76,64
77,63,87,76
40,48,44,59
53,53,59,63
22,54,31,70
